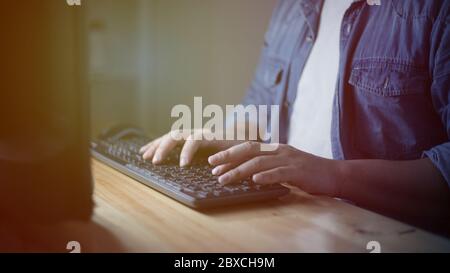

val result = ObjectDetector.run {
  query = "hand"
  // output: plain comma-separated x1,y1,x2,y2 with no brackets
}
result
208,141,341,196
139,129,243,167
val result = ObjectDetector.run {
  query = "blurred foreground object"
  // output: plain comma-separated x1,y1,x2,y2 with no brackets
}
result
0,1,93,227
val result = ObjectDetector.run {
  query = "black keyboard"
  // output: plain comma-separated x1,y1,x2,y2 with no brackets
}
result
91,126,290,208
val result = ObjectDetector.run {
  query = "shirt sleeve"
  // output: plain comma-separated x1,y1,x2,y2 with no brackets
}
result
242,0,285,107
423,2,450,186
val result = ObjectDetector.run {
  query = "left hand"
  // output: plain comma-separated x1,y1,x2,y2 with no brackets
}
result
208,141,340,197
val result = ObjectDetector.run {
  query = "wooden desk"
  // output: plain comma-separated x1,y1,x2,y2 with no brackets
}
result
92,159,450,252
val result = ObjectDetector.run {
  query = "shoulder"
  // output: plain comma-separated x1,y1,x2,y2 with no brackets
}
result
265,0,305,45
389,0,447,21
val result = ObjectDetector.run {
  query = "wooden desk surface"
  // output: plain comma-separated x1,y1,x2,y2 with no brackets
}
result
92,159,450,252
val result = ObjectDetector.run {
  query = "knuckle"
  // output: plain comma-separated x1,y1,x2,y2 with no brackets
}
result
253,157,264,166
244,141,255,152
265,172,275,181
230,168,241,178
221,150,230,160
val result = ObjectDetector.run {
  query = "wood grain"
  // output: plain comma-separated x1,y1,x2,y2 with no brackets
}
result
92,159,450,252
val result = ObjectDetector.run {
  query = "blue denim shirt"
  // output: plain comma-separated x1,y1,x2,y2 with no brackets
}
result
243,0,450,186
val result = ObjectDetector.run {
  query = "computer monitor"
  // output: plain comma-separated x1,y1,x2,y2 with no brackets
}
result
0,1,93,224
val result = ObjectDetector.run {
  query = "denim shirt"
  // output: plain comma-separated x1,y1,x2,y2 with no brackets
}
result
242,0,450,186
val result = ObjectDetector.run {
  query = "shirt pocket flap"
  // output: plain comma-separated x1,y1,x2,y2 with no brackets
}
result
348,59,430,97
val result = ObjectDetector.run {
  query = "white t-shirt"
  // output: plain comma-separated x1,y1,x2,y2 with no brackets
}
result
288,0,354,159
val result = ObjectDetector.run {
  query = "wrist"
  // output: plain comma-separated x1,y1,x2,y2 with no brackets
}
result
327,159,349,199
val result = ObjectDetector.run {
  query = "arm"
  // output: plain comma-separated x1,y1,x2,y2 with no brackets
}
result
208,143,450,233
340,3,450,223
338,158,450,229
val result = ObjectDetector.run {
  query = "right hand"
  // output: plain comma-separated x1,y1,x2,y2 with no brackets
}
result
139,129,244,167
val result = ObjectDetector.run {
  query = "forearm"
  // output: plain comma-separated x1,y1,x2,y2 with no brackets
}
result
336,158,450,227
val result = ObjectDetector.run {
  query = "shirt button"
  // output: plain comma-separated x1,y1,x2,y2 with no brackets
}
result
283,101,290,109
306,35,314,43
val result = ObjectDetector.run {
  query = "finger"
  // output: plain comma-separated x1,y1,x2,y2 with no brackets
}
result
212,139,245,151
218,155,283,185
252,167,293,185
139,143,151,154
142,138,162,160
212,162,240,176
209,141,271,166
152,132,183,164
179,133,203,167
209,144,256,175
140,137,161,154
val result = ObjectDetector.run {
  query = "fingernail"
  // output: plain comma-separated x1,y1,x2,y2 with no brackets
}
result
252,174,262,183
180,158,188,167
208,156,215,165
218,175,229,185
152,155,161,164
212,167,219,175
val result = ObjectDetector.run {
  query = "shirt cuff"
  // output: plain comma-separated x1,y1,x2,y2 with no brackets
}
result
423,142,450,188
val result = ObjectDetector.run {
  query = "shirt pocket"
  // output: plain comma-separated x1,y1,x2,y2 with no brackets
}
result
348,58,433,160
349,59,429,97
